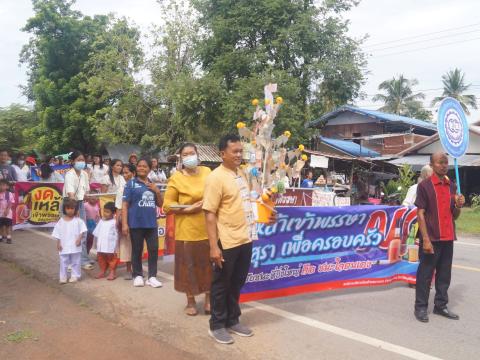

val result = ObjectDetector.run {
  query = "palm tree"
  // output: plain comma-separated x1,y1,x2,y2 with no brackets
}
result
432,68,477,114
373,75,426,117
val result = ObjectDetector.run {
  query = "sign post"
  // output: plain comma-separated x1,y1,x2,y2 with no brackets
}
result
437,97,469,194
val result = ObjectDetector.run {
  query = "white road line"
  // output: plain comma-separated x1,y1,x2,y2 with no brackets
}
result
26,230,445,359
456,241,480,247
453,264,480,272
248,301,443,360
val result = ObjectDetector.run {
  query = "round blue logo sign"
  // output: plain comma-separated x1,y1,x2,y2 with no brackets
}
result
437,97,469,158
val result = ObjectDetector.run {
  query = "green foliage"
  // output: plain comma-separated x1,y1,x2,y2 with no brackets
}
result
470,194,480,210
432,68,477,115
382,180,401,197
397,164,415,201
0,104,36,152
16,0,365,153
373,75,431,120
21,0,143,153
192,0,366,141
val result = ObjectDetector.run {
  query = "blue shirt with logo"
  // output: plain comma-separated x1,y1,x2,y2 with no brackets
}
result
123,178,158,229
301,179,314,188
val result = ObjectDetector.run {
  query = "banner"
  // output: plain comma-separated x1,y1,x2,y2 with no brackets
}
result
13,183,168,255
30,165,70,181
13,182,64,229
240,205,418,302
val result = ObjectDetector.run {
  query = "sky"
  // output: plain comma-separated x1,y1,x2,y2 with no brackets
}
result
1,0,479,122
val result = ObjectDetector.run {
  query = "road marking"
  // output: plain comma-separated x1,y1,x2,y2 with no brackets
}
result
248,301,443,360
456,241,480,247
453,264,480,272
25,230,454,358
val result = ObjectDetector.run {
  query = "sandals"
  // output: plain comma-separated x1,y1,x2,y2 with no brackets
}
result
185,305,198,316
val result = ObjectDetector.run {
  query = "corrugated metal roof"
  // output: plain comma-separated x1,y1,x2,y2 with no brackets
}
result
320,136,381,158
195,144,222,163
307,105,437,132
389,154,480,169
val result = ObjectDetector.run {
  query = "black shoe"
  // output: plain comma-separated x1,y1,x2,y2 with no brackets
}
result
433,307,459,320
6,238,12,244
414,309,429,322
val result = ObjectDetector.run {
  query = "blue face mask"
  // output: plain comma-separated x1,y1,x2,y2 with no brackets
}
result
74,161,86,171
182,155,198,169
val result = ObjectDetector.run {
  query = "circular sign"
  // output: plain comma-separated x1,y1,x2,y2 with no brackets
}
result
437,97,469,158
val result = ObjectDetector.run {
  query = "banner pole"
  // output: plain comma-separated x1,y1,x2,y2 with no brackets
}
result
454,158,461,194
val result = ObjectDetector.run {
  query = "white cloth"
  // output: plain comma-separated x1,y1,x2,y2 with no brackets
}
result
148,169,167,184
402,184,418,206
59,253,81,280
90,165,108,184
93,219,118,253
63,169,90,200
12,164,29,181
100,174,126,193
52,217,88,255
115,182,125,210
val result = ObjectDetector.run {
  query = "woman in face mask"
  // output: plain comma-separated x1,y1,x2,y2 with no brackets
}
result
63,150,94,271
163,143,212,316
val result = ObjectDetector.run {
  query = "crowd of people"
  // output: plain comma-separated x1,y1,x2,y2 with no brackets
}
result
1,135,274,345
0,145,466,343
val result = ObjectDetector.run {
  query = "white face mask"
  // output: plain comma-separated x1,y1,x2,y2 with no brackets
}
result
182,155,198,169
18,160,25,167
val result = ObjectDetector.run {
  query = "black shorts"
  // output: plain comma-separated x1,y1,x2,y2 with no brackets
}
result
0,218,12,227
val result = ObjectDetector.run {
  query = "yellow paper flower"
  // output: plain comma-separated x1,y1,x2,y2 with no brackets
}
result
251,99,259,106
237,122,246,129
298,144,305,151
276,96,284,105
301,154,308,161
271,186,278,194
264,98,271,105
283,130,291,138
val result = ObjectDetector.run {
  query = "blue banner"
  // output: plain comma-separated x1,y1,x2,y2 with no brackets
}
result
30,165,70,181
240,205,418,302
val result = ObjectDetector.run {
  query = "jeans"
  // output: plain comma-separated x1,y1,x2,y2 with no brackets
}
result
130,228,158,278
415,241,454,311
210,242,252,330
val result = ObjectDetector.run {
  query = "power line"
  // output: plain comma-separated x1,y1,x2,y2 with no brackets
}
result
370,36,480,58
364,22,480,47
367,29,480,52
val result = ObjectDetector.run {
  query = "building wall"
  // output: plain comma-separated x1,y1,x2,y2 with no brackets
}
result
417,131,480,155
322,123,383,139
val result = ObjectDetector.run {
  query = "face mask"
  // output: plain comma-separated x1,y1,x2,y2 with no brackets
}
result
6,160,12,165
18,160,25,167
74,161,86,171
182,155,198,169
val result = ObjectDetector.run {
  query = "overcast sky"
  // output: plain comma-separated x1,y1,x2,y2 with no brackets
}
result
1,0,479,121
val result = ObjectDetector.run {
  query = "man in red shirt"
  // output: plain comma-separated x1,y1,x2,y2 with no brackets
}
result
414,152,465,322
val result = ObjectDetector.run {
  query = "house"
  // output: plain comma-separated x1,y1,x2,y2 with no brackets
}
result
390,126,480,196
307,106,437,156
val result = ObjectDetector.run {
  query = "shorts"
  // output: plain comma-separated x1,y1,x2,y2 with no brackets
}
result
0,218,12,227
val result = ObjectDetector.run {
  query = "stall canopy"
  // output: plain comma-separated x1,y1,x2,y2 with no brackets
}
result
389,154,480,170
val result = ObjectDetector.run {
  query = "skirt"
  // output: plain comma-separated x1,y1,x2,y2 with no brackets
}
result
118,234,132,262
174,240,212,296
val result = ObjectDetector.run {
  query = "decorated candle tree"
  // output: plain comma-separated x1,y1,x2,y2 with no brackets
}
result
237,84,308,202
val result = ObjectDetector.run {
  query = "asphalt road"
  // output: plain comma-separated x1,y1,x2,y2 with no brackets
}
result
1,230,478,360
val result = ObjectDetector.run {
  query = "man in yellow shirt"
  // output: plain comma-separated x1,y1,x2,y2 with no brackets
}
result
203,134,274,344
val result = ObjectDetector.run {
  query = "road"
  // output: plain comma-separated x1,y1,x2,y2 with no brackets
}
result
0,230,479,360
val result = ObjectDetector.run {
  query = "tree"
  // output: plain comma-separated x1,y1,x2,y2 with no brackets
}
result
0,104,36,152
191,0,366,142
20,0,143,153
373,75,430,120
432,68,477,115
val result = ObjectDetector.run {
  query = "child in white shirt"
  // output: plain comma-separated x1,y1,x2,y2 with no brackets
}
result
52,198,87,284
93,201,119,280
